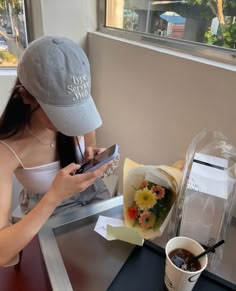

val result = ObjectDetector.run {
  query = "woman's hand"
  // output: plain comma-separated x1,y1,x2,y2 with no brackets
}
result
84,146,120,178
84,146,106,161
46,163,107,207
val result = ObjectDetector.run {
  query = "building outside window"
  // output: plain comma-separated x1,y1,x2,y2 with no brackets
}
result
0,0,28,67
104,0,236,64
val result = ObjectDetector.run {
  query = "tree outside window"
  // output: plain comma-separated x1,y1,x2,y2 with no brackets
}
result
106,0,236,50
0,0,28,67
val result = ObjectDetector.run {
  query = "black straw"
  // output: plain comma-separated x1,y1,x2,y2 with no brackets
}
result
193,240,225,261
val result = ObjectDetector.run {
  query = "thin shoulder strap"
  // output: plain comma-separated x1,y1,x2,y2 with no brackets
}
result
74,136,85,164
0,140,25,168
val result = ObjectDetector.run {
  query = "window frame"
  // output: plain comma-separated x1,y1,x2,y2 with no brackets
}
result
98,0,236,66
0,0,29,69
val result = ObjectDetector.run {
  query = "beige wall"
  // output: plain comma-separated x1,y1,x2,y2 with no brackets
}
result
88,33,236,192
32,0,97,51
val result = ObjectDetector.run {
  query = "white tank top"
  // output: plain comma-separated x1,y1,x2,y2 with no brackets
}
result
0,137,85,194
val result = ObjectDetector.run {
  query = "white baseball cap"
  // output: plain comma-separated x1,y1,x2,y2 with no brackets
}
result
17,35,102,136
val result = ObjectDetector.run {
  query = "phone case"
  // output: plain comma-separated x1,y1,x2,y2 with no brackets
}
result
76,144,119,174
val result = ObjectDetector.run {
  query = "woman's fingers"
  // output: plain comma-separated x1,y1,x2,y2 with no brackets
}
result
84,147,94,160
62,163,80,175
78,164,107,182
84,147,106,161
71,164,108,192
48,163,109,206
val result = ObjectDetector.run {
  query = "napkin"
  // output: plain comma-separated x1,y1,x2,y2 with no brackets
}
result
94,215,144,246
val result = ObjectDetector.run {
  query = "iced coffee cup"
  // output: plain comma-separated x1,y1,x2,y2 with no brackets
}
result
164,236,208,291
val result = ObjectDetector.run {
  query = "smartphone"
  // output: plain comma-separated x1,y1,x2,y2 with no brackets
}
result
75,144,119,174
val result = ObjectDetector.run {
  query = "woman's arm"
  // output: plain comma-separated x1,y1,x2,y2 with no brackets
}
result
83,131,107,161
0,147,107,266
84,130,96,148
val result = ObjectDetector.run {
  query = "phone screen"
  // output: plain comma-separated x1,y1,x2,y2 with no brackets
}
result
77,144,118,174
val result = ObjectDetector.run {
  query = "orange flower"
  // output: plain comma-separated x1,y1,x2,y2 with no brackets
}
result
152,185,165,200
138,211,156,229
140,180,148,189
127,206,139,219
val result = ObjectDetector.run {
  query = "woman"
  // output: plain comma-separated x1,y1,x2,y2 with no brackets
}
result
0,36,112,267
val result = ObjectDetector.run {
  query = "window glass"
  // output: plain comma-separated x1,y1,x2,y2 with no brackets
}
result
0,0,28,67
105,0,236,63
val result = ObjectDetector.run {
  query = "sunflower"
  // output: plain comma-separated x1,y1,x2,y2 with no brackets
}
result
134,187,157,210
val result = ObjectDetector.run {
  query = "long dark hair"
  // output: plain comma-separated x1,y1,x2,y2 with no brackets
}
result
0,78,77,168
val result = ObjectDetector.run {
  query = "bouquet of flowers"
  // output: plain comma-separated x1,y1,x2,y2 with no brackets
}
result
123,159,182,239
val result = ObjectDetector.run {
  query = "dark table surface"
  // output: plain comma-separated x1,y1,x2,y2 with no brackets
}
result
1,197,235,291
0,236,52,291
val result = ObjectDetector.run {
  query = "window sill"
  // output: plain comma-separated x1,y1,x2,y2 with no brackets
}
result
0,68,17,76
93,31,236,72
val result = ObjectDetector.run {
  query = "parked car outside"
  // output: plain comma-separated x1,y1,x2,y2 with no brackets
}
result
0,40,8,51
6,25,12,34
0,35,6,41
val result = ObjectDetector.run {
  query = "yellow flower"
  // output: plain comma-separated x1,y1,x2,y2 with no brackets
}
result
134,187,157,210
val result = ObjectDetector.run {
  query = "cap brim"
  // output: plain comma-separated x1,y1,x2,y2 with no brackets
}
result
38,97,102,136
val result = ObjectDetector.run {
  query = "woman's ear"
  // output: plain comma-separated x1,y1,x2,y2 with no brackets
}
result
20,87,31,104
20,87,37,106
